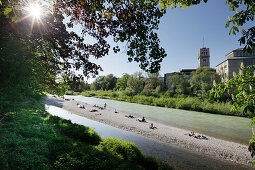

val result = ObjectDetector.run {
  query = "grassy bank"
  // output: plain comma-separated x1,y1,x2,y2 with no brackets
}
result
67,90,248,117
0,97,172,169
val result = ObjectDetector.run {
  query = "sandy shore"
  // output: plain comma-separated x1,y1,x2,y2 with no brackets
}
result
44,95,253,167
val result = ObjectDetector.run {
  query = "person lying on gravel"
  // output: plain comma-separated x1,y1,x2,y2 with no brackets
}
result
90,109,98,112
125,115,134,118
185,131,208,140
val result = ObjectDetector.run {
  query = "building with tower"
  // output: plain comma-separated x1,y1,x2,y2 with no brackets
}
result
198,48,210,67
163,46,211,90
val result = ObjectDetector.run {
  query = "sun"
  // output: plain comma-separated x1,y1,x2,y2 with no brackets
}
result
26,3,42,19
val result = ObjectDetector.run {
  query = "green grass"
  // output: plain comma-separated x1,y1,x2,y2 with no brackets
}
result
0,98,173,169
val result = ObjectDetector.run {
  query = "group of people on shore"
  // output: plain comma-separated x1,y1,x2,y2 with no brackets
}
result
77,103,86,109
73,100,157,130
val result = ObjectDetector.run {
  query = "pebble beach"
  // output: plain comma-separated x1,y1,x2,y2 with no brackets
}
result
44,95,254,167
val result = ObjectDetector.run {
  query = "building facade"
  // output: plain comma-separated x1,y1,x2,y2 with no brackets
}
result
198,48,210,67
216,48,255,78
164,47,210,90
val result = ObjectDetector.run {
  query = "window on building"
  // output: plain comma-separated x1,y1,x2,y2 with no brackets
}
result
203,59,206,62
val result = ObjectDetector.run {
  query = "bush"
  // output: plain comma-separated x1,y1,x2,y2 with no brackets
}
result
97,138,142,162
164,90,175,98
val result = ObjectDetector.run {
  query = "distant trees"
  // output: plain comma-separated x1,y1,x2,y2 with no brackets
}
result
190,67,221,95
169,73,190,95
126,74,144,95
168,67,221,96
116,74,131,91
90,74,117,91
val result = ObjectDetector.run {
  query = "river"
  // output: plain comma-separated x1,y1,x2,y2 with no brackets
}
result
66,95,252,144
46,104,252,170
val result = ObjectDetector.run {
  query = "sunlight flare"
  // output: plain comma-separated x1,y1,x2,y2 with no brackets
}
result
25,3,42,19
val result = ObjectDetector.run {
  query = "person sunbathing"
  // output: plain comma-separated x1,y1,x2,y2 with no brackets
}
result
189,131,195,137
125,115,134,118
90,109,98,112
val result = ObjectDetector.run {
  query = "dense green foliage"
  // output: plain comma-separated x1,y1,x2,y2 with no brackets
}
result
0,98,173,169
168,67,221,96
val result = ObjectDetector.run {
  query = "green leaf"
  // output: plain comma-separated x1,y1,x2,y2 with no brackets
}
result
4,8,12,16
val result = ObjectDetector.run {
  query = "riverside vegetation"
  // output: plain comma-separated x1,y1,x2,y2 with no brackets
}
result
0,97,172,169
68,90,246,117
67,68,247,117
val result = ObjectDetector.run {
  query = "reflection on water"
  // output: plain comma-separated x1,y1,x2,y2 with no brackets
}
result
68,95,252,144
46,105,252,170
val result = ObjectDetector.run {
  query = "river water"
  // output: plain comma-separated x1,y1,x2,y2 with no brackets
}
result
46,105,252,170
67,95,252,144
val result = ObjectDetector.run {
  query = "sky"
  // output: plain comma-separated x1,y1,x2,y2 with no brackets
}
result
73,0,253,83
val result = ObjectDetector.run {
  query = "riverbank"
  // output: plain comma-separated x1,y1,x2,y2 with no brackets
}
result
45,95,253,167
72,90,249,117
0,97,171,169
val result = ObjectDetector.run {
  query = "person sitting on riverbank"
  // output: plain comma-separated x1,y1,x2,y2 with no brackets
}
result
149,123,157,129
114,109,118,113
137,116,146,122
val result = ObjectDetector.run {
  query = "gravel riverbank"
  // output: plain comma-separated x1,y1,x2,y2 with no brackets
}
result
44,95,253,167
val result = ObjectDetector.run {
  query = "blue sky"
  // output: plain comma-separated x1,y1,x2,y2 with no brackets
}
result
75,0,252,83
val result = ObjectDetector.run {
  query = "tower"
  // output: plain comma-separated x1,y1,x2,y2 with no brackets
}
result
198,48,210,68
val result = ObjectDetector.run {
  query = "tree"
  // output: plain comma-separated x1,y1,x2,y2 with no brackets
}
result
80,81,90,91
211,64,255,164
116,73,131,90
145,72,162,90
90,76,104,90
189,67,221,96
103,74,117,90
160,0,255,51
126,74,144,95
54,0,167,73
169,73,190,95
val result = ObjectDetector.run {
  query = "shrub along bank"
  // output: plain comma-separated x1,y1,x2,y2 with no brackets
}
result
76,90,247,117
0,97,172,169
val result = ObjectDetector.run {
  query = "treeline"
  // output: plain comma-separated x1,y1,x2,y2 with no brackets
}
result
72,67,222,98
69,68,249,117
